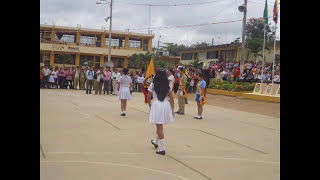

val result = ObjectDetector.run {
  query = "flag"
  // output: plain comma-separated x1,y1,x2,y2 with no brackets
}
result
142,58,155,104
273,0,278,24
262,0,268,24
184,69,191,91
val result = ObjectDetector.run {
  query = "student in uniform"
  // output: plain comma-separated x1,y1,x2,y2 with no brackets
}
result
117,68,133,116
148,70,174,155
194,73,207,119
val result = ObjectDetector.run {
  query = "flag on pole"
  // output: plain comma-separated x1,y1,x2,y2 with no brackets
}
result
142,58,155,104
262,0,268,24
273,0,278,24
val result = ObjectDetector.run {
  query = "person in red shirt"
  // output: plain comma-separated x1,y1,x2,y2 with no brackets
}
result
233,67,240,82
40,66,44,88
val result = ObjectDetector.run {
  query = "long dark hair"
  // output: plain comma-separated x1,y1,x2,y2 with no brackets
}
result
153,70,170,102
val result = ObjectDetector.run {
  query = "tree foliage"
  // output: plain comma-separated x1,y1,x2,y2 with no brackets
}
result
245,38,265,61
245,19,271,40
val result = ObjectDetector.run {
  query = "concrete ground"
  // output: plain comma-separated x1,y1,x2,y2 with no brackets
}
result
40,89,280,180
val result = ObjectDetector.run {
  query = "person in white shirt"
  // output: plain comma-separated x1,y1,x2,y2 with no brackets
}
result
274,71,280,84
247,62,252,70
49,67,56,88
112,68,121,95
73,66,80,90
137,74,144,92
167,68,174,91
42,65,51,88
117,68,133,116
95,67,106,95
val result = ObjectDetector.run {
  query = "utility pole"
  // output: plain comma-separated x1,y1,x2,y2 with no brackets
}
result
148,5,151,34
239,0,247,73
107,0,113,68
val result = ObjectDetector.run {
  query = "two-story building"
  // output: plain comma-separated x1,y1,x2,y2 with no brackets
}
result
40,24,154,70
180,41,280,65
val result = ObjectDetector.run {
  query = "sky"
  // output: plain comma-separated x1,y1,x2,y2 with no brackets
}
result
40,0,280,48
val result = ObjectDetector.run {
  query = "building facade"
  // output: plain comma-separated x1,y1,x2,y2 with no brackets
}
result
40,24,154,70
180,41,280,65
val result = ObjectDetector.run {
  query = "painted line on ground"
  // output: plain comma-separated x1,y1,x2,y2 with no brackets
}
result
40,144,46,159
96,115,121,130
193,129,267,154
40,160,191,180
167,155,213,180
180,155,279,165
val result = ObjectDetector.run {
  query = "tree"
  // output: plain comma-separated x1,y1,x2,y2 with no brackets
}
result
245,38,265,62
163,43,187,57
246,19,271,40
189,41,212,49
154,60,167,68
131,52,153,72
189,59,202,69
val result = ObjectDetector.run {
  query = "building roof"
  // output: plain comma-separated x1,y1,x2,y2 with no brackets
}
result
40,24,155,38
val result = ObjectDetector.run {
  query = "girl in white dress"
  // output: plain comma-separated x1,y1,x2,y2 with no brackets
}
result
117,68,133,116
49,67,55,88
148,70,174,155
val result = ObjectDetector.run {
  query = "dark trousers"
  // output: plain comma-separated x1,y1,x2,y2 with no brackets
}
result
86,80,93,94
61,77,66,89
173,83,179,94
42,76,50,88
40,79,43,88
66,80,73,89
104,80,111,94
138,83,143,92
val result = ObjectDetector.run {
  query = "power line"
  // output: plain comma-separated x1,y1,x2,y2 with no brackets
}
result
115,0,229,6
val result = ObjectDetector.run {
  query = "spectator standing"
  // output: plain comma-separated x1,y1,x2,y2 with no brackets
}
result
40,67,44,88
104,67,112,95
66,67,73,89
137,74,144,92
42,65,51,88
79,68,86,90
95,67,105,95
73,66,80,90
111,68,121,95
86,67,94,94
233,67,240,82
49,67,56,88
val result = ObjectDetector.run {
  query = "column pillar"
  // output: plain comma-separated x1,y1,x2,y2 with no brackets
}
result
75,53,80,66
76,32,81,45
50,52,55,67
51,31,55,43
100,55,105,67
148,38,152,52
124,56,128,68
125,36,129,49
101,34,106,48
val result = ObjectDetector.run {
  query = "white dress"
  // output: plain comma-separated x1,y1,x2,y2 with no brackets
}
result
148,83,173,124
49,71,56,83
118,75,132,100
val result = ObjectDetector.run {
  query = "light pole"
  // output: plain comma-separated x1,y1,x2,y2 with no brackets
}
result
97,0,113,68
238,0,247,73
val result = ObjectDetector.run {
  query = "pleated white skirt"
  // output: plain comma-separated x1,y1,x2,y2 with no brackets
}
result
118,87,131,100
149,99,173,124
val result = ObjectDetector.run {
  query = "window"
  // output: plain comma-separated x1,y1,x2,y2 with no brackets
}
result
40,53,43,63
207,51,218,59
95,56,101,68
129,40,141,48
111,57,124,68
143,40,148,51
194,53,198,60
80,55,94,67
55,34,75,43
105,38,120,47
181,53,193,60
81,35,96,46
54,54,76,65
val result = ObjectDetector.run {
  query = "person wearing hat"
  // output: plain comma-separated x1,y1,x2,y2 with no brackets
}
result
175,66,187,115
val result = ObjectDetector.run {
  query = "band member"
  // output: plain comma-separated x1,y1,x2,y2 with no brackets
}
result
148,70,174,155
194,73,207,120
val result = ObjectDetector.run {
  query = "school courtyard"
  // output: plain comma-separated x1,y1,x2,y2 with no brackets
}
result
40,89,280,180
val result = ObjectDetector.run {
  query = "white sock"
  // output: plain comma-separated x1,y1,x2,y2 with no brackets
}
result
154,135,159,145
159,139,165,151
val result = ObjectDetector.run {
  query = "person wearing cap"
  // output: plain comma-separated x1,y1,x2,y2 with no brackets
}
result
175,66,187,115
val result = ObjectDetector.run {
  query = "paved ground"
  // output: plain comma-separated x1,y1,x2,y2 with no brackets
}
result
40,89,280,180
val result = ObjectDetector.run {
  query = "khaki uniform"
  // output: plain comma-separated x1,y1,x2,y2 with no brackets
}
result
178,74,187,113
79,71,86,90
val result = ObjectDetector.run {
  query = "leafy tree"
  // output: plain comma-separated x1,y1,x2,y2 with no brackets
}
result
245,38,268,62
189,59,202,69
131,52,153,71
246,19,271,40
154,60,167,68
188,41,212,49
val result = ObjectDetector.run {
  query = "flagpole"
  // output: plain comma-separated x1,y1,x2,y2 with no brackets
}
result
261,23,266,84
272,25,277,84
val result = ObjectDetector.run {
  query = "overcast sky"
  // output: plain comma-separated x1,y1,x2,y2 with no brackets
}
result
40,0,280,48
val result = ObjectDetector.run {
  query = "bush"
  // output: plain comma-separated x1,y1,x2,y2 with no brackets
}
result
209,79,256,92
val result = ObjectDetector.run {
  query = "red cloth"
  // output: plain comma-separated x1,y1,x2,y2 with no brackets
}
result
142,87,148,104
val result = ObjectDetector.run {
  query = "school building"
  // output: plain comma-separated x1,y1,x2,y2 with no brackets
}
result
40,24,154,70
180,40,280,65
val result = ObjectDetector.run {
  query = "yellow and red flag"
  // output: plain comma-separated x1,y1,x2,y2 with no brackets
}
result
142,58,155,104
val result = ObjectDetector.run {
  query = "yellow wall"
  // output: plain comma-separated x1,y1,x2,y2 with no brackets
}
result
50,52,54,67
125,36,129,49
100,55,105,67
75,54,80,66
124,56,128,68
148,38,152,52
